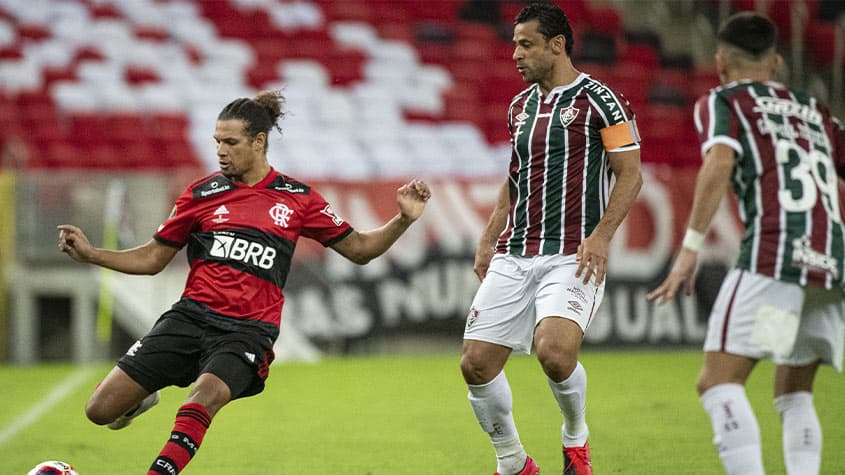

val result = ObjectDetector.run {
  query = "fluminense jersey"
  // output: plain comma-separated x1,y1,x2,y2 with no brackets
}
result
154,168,352,327
694,80,845,288
497,73,641,256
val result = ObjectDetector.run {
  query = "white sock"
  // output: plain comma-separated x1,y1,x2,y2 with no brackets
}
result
468,371,526,475
775,391,821,475
700,384,764,475
547,361,588,447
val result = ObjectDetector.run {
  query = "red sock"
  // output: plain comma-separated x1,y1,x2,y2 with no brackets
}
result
147,403,211,475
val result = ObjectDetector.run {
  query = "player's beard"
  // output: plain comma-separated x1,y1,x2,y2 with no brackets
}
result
521,61,552,84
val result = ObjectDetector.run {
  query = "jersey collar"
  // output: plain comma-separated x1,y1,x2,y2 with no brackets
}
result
543,72,589,104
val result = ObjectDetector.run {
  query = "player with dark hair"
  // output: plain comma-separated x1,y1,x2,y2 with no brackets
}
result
460,3,642,474
649,12,845,475
58,90,431,475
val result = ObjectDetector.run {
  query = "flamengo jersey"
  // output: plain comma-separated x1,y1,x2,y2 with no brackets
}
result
694,80,845,288
154,168,352,326
497,73,640,256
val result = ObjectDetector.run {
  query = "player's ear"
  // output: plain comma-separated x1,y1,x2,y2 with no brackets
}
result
550,34,565,55
714,49,728,84
771,53,784,76
252,132,266,152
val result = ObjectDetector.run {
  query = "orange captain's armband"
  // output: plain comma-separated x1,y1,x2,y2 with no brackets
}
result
600,120,640,150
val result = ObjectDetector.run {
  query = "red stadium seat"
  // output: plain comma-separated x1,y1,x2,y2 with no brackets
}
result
806,20,844,66
377,23,415,43
586,5,623,39
620,44,660,72
17,23,51,41
89,2,123,20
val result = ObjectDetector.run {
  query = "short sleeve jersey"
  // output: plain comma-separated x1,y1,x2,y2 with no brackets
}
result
694,80,845,288
497,73,641,256
154,168,352,326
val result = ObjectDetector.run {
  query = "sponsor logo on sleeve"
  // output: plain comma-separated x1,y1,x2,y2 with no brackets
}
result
194,176,234,199
320,204,345,226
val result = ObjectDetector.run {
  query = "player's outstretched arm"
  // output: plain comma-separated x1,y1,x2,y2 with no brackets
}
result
331,179,431,265
648,143,734,304
58,224,178,275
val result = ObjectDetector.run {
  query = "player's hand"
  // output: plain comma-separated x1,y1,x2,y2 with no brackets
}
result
575,233,609,285
473,244,495,281
397,179,431,222
57,224,95,263
647,248,699,304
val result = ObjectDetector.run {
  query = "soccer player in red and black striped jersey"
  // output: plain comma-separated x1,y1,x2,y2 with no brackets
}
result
649,12,845,475
57,90,431,475
460,3,642,475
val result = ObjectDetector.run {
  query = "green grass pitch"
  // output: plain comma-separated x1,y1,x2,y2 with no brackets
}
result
1,351,843,474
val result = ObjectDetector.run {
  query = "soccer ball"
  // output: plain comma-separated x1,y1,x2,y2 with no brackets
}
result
27,461,79,475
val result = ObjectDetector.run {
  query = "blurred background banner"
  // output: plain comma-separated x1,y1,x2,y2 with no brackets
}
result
0,0,842,363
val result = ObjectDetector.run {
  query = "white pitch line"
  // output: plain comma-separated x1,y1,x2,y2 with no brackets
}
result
0,367,96,447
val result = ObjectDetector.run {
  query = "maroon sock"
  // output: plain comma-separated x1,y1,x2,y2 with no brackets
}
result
147,403,211,475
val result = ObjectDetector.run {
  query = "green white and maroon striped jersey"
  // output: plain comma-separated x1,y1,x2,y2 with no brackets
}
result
694,80,845,288
496,73,640,257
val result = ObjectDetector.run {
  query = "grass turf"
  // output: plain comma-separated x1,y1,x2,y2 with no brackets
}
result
1,350,843,474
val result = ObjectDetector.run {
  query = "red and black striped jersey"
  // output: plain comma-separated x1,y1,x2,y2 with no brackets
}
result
694,80,845,288
154,168,352,327
497,73,640,256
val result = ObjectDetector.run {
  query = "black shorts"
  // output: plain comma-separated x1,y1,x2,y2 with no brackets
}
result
117,303,277,400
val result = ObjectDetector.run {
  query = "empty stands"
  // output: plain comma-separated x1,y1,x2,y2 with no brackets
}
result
0,1,840,176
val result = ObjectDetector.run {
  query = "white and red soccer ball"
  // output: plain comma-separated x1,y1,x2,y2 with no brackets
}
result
27,461,79,475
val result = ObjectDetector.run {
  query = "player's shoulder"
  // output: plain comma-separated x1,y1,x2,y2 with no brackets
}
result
577,74,634,122
578,74,626,100
184,172,237,200
509,84,536,105
265,172,313,195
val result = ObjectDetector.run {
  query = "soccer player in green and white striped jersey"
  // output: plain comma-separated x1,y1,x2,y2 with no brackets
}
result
649,12,845,475
460,3,643,474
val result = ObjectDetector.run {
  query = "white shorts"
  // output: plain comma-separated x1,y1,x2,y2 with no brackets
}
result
704,269,845,371
463,254,605,354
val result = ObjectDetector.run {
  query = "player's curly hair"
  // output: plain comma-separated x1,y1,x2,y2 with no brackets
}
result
515,2,574,56
217,90,285,150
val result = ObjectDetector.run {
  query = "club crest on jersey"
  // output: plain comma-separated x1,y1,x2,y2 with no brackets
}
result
212,204,230,223
559,106,580,127
269,203,293,228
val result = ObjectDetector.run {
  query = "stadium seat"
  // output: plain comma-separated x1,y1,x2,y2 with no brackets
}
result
805,19,844,66
3,0,794,177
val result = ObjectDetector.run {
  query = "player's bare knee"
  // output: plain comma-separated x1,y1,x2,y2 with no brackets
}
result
536,344,577,381
539,355,576,382
85,400,114,426
696,371,723,396
460,354,494,385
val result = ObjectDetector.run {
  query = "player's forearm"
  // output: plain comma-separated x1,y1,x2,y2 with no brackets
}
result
342,213,415,265
87,242,171,275
687,149,734,235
